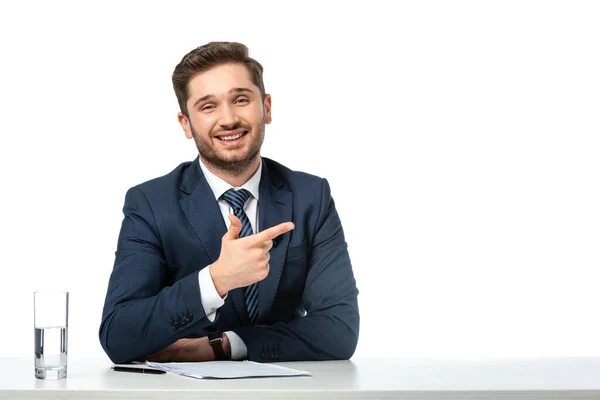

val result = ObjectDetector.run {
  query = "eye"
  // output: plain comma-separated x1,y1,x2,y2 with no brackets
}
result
235,98,249,104
201,104,215,111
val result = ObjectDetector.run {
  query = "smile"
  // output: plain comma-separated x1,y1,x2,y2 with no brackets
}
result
218,131,247,141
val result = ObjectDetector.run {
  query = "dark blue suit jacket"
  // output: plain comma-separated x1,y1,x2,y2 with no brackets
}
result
99,157,359,363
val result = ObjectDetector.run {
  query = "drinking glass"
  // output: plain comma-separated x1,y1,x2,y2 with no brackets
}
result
34,291,68,379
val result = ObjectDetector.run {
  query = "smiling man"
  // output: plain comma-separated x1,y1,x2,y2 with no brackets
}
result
99,42,359,363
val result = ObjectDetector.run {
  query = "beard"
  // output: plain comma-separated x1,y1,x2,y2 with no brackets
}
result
190,118,265,175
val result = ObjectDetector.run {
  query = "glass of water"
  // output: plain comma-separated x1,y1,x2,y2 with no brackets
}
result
34,291,68,379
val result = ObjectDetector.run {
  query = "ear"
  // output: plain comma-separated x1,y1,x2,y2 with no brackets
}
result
178,112,193,139
263,94,272,124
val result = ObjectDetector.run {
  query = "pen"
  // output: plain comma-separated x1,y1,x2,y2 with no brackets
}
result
112,366,166,375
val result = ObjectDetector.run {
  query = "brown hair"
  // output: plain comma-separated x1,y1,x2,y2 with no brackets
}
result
172,42,266,117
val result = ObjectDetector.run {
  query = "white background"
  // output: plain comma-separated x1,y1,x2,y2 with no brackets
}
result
0,0,599,360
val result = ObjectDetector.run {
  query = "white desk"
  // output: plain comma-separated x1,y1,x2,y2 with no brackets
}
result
1,357,599,399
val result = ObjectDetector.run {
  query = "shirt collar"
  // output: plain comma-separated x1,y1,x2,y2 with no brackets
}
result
198,157,262,202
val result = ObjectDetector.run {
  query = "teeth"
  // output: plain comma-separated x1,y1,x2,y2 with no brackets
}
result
220,132,244,141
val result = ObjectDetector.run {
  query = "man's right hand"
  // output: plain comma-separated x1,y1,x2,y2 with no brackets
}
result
210,215,295,297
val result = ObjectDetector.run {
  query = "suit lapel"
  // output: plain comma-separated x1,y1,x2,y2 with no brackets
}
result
178,158,253,320
258,159,292,320
179,157,227,265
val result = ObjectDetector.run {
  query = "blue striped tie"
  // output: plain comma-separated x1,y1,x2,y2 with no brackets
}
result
221,188,259,323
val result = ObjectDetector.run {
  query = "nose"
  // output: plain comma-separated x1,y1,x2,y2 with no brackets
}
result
218,103,240,130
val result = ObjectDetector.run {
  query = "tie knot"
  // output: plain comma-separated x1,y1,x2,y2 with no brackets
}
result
221,188,251,210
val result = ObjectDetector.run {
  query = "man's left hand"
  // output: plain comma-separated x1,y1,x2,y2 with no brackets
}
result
146,335,231,362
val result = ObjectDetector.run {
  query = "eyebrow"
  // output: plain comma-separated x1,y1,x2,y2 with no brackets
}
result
192,87,255,108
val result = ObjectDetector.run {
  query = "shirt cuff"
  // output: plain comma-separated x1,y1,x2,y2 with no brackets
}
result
198,266,226,322
225,331,248,360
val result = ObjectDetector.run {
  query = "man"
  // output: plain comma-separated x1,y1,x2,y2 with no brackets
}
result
99,42,359,364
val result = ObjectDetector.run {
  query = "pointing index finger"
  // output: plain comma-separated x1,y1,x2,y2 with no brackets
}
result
250,222,295,244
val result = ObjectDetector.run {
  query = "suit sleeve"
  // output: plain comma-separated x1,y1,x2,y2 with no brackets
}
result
98,187,214,364
233,179,360,361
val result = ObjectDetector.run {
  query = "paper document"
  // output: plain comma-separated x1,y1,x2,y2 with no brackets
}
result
145,360,311,379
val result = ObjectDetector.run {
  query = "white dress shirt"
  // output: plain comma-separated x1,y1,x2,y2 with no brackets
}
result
197,157,262,360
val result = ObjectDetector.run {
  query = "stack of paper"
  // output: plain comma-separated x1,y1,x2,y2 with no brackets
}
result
145,360,311,379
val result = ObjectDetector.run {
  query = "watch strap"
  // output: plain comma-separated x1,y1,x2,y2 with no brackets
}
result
208,331,227,360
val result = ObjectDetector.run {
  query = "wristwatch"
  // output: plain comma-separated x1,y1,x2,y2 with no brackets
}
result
208,331,227,360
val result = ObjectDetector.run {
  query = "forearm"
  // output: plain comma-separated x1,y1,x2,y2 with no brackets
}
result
234,299,359,362
99,271,213,364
